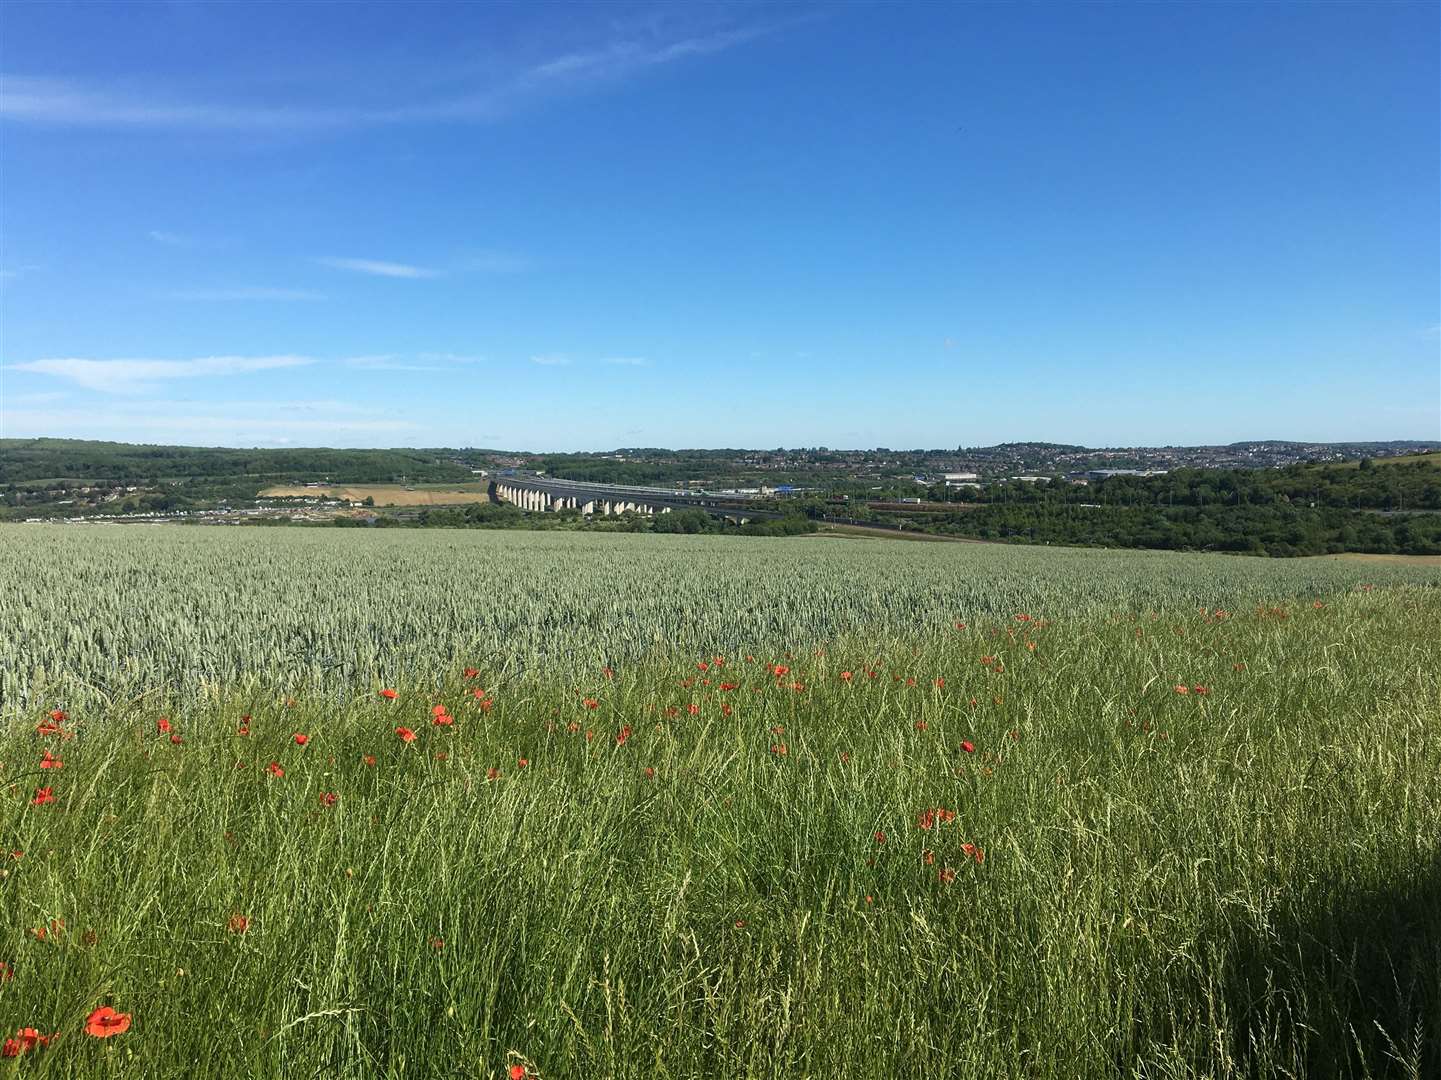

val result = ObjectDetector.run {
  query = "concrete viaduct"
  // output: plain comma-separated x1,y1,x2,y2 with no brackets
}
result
489,474,771,523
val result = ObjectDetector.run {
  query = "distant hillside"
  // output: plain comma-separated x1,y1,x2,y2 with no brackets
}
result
0,438,477,485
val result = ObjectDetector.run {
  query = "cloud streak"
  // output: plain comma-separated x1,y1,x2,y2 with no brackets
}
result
0,19,793,132
314,257,441,279
603,356,651,366
167,287,326,302
8,354,314,393
530,354,571,367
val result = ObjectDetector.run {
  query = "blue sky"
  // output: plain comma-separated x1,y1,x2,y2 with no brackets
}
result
1,0,1437,451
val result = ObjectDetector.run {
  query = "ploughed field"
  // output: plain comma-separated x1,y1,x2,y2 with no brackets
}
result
0,526,1437,1079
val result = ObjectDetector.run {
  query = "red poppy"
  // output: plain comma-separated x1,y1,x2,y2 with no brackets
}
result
583,697,599,709
379,689,398,700
643,767,655,779
771,664,790,677
961,741,975,754
395,727,416,743
31,788,54,806
48,709,66,722
923,849,935,866
227,914,250,934
431,704,449,718
718,682,738,691
687,704,699,715
35,721,62,737
236,724,250,736
697,661,709,672
156,717,172,734
1,1040,17,1058
721,704,733,716
266,761,285,778
431,937,445,950
603,666,615,679
293,733,309,746
1174,685,1189,695
916,809,935,830
935,678,945,688
464,667,480,679
84,1006,131,1038
319,792,338,808
169,734,183,745
363,755,377,767
39,750,62,770
874,830,887,844
840,671,853,681
434,712,455,727
486,767,501,781
510,1066,527,1080
939,867,957,884
517,758,529,768
770,743,788,756
616,725,631,746
914,720,928,732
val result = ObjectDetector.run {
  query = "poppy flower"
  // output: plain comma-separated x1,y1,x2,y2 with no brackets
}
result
916,810,935,830
1,1040,17,1058
363,755,377,767
510,1066,527,1080
227,914,250,934
31,788,55,806
939,867,957,884
395,727,416,743
582,697,599,710
431,704,449,718
266,761,285,778
517,758,529,768
464,668,480,679
1174,685,1189,695
379,689,398,700
923,849,935,866
697,661,709,672
914,720,928,732
934,678,945,688
433,713,455,727
35,721,62,737
84,1006,131,1038
770,743,788,756
431,937,444,950
839,671,853,682
771,664,790,677
48,709,66,722
961,741,975,754
293,733,309,746
236,724,250,736
643,767,655,779
687,704,700,715
157,717,171,734
874,830,886,845
39,750,62,770
169,734,183,745
486,767,501,781
615,725,631,746
319,792,337,808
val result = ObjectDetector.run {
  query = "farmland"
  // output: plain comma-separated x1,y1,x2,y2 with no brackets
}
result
0,525,1437,1078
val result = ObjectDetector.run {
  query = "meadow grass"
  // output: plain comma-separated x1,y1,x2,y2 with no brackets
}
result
0,526,1437,1078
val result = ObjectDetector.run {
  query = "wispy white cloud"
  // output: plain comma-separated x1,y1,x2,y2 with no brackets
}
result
603,356,651,367
149,229,192,247
0,18,794,132
314,256,441,279
8,354,314,393
167,287,326,302
530,354,571,367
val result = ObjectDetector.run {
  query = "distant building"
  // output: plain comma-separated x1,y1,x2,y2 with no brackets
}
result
1084,469,1168,481
943,472,979,487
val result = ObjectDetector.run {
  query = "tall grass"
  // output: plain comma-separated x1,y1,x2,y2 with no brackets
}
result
0,526,1436,1077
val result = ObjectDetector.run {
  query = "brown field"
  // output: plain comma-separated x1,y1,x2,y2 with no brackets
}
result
259,483,491,507
1313,552,1441,567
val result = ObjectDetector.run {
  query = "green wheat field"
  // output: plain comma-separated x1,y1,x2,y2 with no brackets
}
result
1,526,1437,1079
